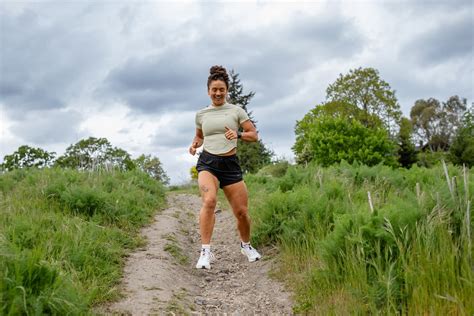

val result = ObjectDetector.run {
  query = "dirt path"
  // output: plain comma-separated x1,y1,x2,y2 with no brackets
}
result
99,193,293,315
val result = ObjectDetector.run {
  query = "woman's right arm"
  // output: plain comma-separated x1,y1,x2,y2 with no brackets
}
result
189,128,204,155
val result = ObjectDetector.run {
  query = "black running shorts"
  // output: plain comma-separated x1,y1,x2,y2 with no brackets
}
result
196,150,243,188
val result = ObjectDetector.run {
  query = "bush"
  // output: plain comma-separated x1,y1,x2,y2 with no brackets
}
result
249,162,473,314
0,168,166,314
256,161,290,178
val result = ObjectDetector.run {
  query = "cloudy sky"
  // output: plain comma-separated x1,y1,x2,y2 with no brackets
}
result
0,0,472,184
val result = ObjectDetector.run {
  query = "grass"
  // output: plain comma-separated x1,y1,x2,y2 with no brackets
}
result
246,161,473,314
0,167,166,315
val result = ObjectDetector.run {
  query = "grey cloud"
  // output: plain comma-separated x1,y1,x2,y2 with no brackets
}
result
100,7,364,114
402,14,473,66
408,0,472,13
100,55,209,113
150,112,196,148
9,109,84,145
0,4,115,119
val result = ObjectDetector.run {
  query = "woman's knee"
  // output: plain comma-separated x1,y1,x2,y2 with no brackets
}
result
234,208,249,221
203,196,217,209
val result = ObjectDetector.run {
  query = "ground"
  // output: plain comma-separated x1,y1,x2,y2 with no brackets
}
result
99,193,293,315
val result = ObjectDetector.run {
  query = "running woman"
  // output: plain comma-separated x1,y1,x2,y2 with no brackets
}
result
189,65,262,269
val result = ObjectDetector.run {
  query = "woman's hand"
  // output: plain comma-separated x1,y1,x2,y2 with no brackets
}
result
225,126,238,140
189,141,199,155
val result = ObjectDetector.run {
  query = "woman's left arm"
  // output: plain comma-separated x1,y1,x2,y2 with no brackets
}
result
239,120,258,142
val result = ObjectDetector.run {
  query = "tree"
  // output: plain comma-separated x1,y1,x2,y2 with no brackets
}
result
134,154,169,184
397,117,418,168
1,145,56,171
293,101,383,164
410,96,467,151
55,137,134,171
449,106,474,167
237,140,273,174
294,115,397,167
190,165,198,180
326,67,402,135
227,69,273,173
410,98,441,150
228,69,256,126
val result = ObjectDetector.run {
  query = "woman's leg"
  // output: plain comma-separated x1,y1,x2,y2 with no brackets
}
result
223,180,261,262
198,171,219,244
222,180,250,242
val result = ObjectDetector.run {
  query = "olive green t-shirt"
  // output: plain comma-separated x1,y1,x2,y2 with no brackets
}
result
195,103,250,155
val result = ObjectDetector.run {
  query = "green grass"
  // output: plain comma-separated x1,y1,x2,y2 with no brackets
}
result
246,161,473,315
164,242,188,265
0,167,166,315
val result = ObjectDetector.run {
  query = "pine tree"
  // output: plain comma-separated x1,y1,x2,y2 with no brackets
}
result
227,69,273,173
397,117,418,168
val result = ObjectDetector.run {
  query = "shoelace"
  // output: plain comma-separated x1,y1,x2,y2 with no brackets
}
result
200,249,215,260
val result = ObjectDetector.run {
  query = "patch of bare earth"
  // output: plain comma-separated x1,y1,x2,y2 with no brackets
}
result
98,193,293,315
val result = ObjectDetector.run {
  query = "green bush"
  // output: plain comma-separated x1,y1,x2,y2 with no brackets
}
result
0,247,87,315
417,150,449,168
0,168,166,314
256,161,290,178
249,162,473,314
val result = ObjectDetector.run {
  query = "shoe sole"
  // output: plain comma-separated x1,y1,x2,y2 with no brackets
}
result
241,249,261,262
196,264,211,269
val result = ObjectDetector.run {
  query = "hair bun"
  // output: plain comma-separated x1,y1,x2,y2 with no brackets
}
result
210,65,227,75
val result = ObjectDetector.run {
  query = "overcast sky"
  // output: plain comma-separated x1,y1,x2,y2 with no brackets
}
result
1,0,472,184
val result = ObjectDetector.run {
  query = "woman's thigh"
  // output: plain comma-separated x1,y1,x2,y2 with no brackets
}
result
198,170,219,203
223,180,248,214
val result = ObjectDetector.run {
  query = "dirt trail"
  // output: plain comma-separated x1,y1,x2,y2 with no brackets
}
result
99,193,293,315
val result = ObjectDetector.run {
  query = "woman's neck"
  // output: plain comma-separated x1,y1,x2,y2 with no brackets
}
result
211,102,226,107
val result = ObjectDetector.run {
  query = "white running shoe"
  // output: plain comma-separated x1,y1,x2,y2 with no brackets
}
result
195,248,214,269
240,243,262,262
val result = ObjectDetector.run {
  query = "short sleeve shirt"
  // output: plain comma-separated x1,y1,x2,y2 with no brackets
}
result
195,103,250,155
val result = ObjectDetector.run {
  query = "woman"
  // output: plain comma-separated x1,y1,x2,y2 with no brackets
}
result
189,65,262,270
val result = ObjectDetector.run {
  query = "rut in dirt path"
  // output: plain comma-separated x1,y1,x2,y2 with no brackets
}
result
100,193,293,315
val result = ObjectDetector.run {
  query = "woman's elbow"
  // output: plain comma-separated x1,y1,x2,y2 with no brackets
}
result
251,132,259,142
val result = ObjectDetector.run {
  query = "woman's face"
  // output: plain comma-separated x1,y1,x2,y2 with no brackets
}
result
208,80,227,106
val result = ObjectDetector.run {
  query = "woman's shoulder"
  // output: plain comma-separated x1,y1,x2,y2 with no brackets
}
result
224,103,245,111
196,105,213,115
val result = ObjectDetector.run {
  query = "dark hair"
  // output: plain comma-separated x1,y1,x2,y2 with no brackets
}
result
207,65,229,89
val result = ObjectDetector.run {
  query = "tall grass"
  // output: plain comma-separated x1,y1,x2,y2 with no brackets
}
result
247,161,473,314
0,167,166,315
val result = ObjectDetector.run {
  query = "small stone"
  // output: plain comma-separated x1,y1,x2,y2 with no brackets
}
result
205,276,212,282
206,299,221,307
195,296,206,305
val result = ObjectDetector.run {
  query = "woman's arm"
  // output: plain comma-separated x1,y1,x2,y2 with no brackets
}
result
224,120,258,142
189,128,204,155
240,120,258,142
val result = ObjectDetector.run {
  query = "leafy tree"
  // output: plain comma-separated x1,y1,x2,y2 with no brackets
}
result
410,96,467,151
228,69,256,126
55,137,134,171
293,101,383,164
134,154,170,184
1,145,56,171
294,115,397,167
227,69,273,173
397,117,418,168
190,165,198,180
410,98,441,150
326,67,402,135
444,95,467,131
237,140,273,174
449,106,474,167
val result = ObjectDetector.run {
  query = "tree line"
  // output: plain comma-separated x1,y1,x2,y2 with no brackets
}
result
218,67,472,172
3,67,472,182
293,67,473,168
0,138,170,184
